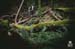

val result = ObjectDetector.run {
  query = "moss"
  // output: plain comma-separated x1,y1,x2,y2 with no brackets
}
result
0,20,8,27
14,19,69,31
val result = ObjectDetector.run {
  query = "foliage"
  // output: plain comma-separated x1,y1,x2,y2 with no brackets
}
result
0,0,72,49
16,27,65,44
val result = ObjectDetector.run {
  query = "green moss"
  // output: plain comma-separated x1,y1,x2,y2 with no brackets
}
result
0,20,8,27
14,19,69,31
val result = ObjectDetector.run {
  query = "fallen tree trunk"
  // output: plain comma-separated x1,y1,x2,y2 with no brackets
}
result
13,19,69,31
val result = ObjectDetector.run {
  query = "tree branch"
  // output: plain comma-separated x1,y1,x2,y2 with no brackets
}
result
15,0,24,24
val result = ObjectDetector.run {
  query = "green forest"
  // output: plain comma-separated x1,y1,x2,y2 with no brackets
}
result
0,0,75,49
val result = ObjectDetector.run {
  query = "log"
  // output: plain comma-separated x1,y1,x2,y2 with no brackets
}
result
13,19,69,31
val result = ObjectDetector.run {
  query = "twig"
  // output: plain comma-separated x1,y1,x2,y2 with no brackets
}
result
48,8,61,21
42,8,63,21
15,0,24,24
17,17,31,24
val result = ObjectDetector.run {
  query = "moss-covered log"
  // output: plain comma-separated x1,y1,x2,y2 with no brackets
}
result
13,19,69,31
55,7,75,12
